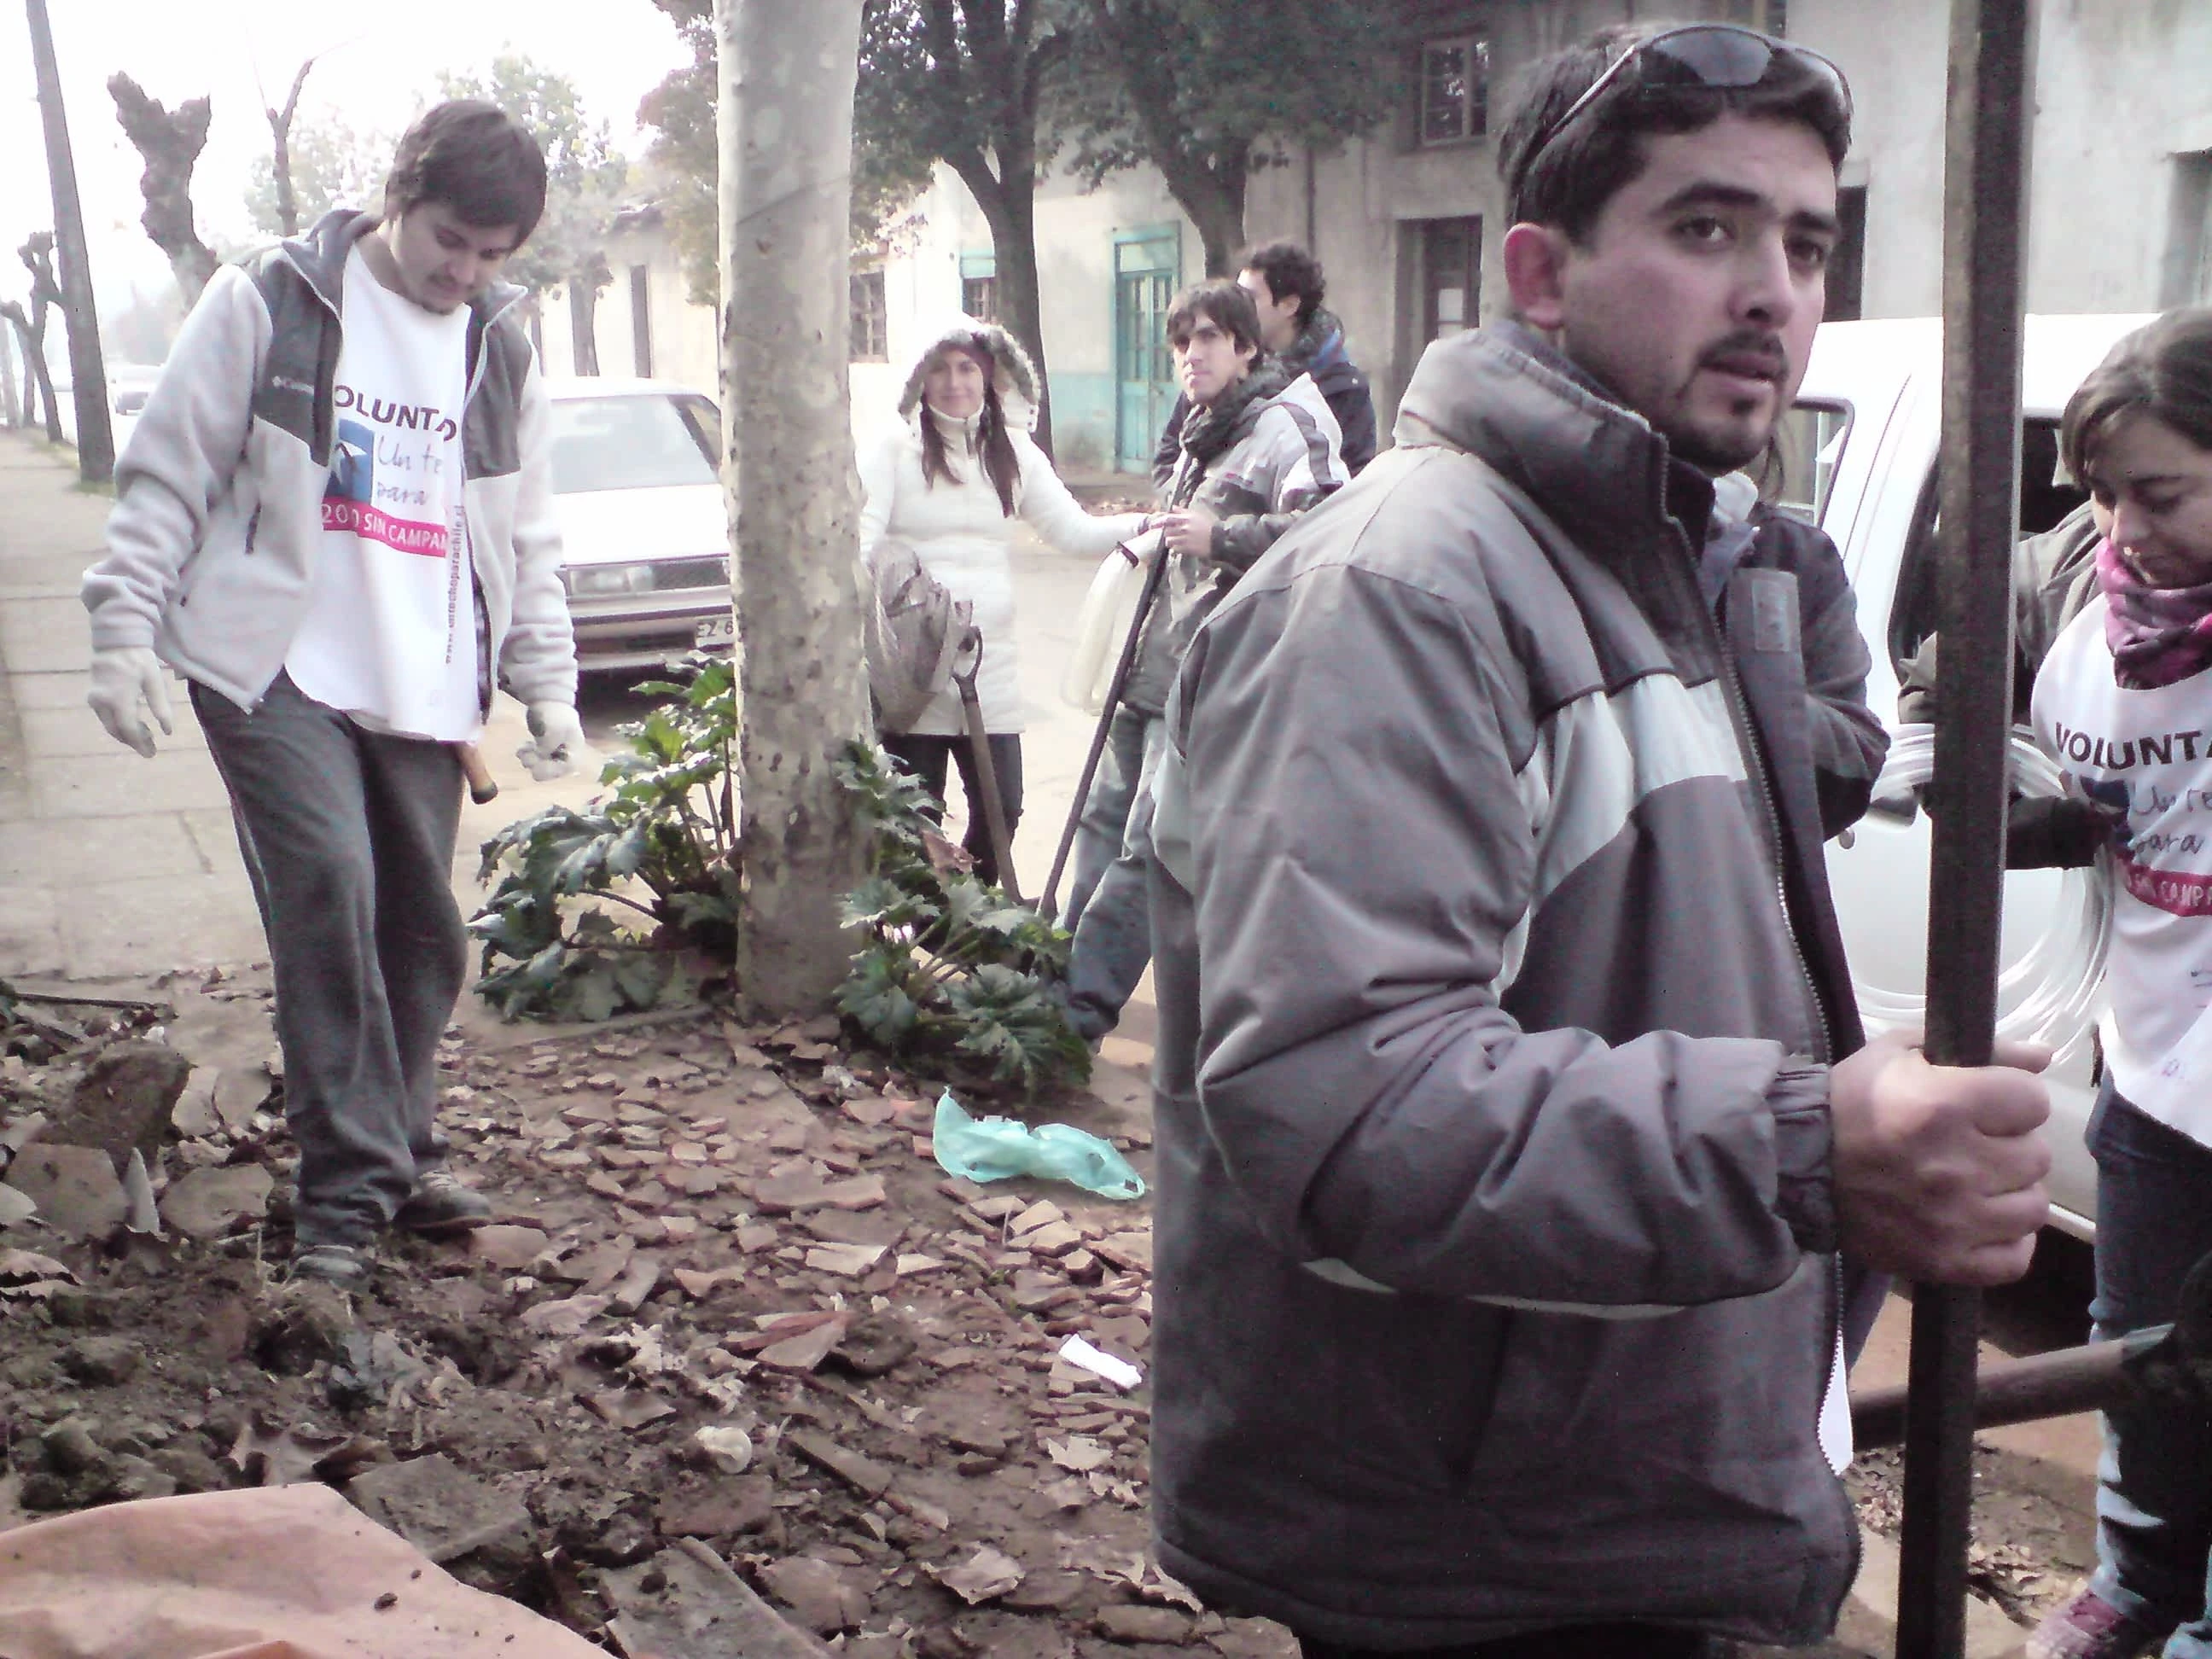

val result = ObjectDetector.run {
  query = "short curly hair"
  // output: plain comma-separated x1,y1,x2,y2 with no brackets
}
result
1237,242,1326,331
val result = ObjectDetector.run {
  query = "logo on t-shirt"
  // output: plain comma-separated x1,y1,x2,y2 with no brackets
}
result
330,418,375,504
321,399,453,558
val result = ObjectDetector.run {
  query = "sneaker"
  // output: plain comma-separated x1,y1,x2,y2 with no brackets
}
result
2028,1586,2167,1659
287,1241,373,1287
390,1169,492,1236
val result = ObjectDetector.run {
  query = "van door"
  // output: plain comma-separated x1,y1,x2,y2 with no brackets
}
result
1818,393,2102,1235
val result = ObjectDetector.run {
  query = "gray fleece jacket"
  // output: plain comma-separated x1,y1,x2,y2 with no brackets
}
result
1143,323,1883,1649
81,209,577,714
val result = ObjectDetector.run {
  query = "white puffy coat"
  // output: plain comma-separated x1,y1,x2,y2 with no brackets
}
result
859,410,1144,735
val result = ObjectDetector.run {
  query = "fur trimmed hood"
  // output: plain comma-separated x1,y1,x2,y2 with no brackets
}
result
895,317,1042,432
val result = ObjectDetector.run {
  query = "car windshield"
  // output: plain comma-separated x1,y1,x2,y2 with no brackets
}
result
548,393,719,494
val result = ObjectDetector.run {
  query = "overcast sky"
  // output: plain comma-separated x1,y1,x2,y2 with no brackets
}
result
3,0,691,319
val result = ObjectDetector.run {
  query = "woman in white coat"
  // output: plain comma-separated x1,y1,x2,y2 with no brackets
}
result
860,320,1150,885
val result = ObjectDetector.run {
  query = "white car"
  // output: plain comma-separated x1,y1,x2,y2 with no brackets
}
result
1797,313,2154,1238
544,378,732,674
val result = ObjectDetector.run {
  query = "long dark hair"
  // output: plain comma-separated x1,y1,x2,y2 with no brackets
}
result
917,341,1021,517
2063,307,2212,489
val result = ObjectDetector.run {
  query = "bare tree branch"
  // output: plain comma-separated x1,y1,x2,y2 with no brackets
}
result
108,73,220,303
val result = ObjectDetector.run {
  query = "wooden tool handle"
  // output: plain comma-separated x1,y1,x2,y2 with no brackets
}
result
457,743,498,805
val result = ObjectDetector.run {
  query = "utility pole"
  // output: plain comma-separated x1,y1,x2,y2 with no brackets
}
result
26,0,115,484
716,0,870,1016
1896,2,2036,1654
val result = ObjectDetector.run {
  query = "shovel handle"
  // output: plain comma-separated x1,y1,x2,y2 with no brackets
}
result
457,742,498,805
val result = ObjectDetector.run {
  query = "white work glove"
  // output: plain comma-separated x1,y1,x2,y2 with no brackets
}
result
516,701,591,783
87,647,173,759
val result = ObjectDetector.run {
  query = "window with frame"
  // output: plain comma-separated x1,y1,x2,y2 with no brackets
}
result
1418,35,1489,147
850,270,888,363
2163,150,2212,308
962,275,1000,324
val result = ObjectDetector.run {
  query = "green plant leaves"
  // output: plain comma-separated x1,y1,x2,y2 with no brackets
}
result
468,654,738,1023
832,741,1088,1095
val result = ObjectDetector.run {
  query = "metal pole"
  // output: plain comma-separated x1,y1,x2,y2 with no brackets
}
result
1897,3,2035,1654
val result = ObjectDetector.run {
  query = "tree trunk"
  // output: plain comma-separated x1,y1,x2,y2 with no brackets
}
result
108,74,219,306
26,0,114,483
2,307,61,441
0,319,18,429
952,155,1053,460
1190,198,1245,279
267,57,317,239
569,274,602,375
718,0,870,1017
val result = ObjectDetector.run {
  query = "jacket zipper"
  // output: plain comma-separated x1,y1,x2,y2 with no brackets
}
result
1662,507,1831,1064
1666,511,1848,1506
1714,645,1834,1065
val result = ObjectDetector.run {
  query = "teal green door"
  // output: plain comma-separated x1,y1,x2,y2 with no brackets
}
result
1114,230,1181,471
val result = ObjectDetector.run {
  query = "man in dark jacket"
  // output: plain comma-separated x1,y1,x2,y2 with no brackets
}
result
1144,22,2055,1656
1150,240,1377,482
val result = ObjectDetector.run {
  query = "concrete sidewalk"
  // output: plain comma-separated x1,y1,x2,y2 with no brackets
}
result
0,434,597,984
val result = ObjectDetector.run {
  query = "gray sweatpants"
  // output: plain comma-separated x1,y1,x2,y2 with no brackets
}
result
192,672,468,1248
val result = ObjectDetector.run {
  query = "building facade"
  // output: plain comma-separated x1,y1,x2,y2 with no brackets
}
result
545,0,2212,474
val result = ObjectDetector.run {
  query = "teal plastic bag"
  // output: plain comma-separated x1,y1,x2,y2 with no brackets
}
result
931,1091,1146,1200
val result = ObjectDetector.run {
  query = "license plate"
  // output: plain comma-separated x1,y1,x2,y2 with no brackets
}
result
695,613,736,648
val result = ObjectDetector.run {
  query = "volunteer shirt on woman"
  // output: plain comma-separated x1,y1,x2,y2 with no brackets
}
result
284,244,482,741
2033,592,2212,1133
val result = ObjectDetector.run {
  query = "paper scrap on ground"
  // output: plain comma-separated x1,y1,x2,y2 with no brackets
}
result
1058,1332,1142,1389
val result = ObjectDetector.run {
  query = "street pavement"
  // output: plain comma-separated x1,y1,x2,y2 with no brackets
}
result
0,430,1154,1057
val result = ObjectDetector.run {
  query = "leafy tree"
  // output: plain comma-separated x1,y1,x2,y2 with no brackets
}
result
243,108,392,238
439,55,631,373
1060,0,1407,275
854,0,1072,453
637,2,717,304
641,0,935,302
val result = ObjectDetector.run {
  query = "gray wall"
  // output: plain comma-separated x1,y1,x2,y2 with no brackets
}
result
1254,0,2212,443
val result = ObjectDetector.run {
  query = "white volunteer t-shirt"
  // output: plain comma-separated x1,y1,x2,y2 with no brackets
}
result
285,245,483,742
2032,593,2212,1138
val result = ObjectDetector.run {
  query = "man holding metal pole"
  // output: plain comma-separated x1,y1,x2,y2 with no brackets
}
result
1143,22,2052,1656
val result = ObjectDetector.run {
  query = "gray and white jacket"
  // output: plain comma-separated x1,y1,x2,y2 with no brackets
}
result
82,209,577,714
1143,323,1883,1649
1122,368,1343,716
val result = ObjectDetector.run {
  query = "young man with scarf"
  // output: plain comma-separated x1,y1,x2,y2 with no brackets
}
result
1150,241,1377,480
1058,278,1343,1045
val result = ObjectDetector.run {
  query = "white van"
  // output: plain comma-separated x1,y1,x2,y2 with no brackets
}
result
1792,313,2153,1238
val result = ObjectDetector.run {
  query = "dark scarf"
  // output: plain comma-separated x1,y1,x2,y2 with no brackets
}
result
2097,536,2212,690
1175,357,1294,481
1281,306,1345,378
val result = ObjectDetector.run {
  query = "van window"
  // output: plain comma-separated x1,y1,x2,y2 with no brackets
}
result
1885,416,2090,673
1772,400,1850,525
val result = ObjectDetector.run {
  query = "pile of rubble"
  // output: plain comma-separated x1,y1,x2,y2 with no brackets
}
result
0,972,1291,1659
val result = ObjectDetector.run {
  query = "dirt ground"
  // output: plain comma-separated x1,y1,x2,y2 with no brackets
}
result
0,975,2096,1656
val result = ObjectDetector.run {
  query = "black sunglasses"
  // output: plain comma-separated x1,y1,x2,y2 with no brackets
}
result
1511,25,1854,207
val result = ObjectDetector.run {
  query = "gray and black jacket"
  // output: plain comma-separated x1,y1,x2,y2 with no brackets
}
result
82,209,577,715
1142,322,1883,1649
1150,306,1378,480
1122,365,1343,715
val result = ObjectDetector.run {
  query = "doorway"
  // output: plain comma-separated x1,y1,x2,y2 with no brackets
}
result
1113,227,1181,472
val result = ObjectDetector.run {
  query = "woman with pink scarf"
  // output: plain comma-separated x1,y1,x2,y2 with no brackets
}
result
2023,307,2212,1659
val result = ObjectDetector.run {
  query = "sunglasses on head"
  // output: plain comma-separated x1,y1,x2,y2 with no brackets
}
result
1511,24,1854,207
